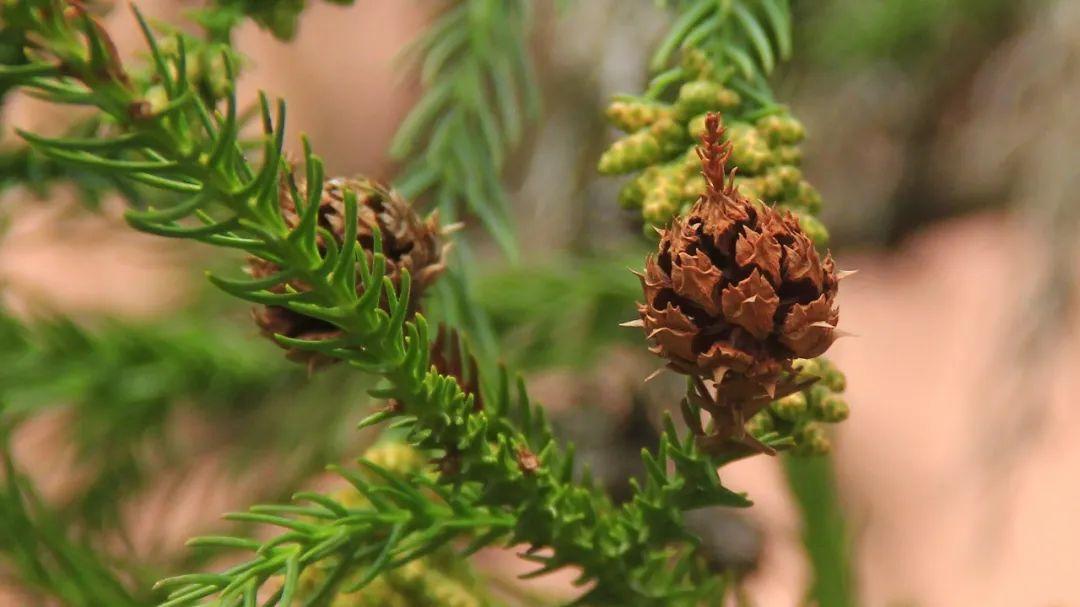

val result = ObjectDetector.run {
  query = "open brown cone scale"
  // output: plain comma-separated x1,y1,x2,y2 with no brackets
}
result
249,176,447,366
633,113,841,455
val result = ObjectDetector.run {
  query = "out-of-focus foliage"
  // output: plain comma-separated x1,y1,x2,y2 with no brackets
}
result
0,0,896,603
392,0,539,259
194,0,356,42
0,3,773,602
783,454,855,607
475,253,642,370
0,313,247,602
0,439,144,607
390,0,543,365
0,308,293,528
796,0,1021,70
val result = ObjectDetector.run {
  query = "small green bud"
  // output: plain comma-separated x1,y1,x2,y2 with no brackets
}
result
717,87,741,111
726,122,759,142
144,85,170,114
642,182,681,227
651,116,688,153
688,113,709,140
790,180,823,214
774,144,803,165
814,394,850,423
746,410,775,437
727,123,773,174
732,176,764,202
806,383,830,406
780,118,806,144
759,172,785,200
675,80,740,120
619,177,645,209
795,422,831,455
598,129,662,174
682,174,706,200
756,114,806,145
605,99,675,133
680,48,716,80
799,212,829,247
637,163,687,227
759,165,803,201
771,392,808,422
823,365,847,392
772,165,803,191
677,81,719,111
678,145,702,175
791,358,824,384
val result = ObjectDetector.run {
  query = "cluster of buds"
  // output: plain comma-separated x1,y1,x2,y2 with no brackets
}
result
293,443,487,607
630,113,847,458
745,358,849,455
600,50,828,246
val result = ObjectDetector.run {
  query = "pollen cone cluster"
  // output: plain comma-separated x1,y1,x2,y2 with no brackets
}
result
249,176,446,365
601,50,828,245
635,114,841,400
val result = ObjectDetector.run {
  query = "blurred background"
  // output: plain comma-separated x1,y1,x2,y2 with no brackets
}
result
1,0,1078,605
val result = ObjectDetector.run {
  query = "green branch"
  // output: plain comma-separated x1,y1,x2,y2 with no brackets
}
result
0,3,770,604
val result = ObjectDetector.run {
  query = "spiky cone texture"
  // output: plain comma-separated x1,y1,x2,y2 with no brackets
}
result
249,176,447,366
635,114,841,412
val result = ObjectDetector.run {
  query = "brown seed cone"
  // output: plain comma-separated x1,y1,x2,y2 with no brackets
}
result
250,176,447,365
636,114,840,396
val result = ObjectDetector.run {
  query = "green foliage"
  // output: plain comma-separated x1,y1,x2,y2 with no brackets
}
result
0,3,771,603
288,442,493,607
474,253,643,370
0,129,135,204
651,0,793,98
160,458,513,606
783,454,856,607
392,0,540,259
0,440,143,607
600,0,829,244
194,0,357,42
0,308,292,528
0,302,384,605
795,0,1021,71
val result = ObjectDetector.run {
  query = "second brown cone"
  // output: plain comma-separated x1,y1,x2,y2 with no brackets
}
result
250,176,447,366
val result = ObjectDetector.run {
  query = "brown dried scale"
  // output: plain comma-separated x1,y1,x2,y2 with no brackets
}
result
632,113,840,399
250,175,447,366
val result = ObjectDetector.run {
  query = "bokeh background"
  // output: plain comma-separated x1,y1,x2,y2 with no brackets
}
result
2,0,1078,605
